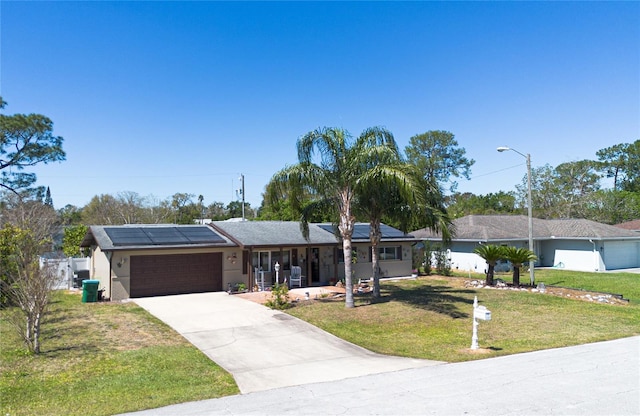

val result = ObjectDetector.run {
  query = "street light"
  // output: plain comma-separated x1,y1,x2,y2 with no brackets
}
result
497,146,535,286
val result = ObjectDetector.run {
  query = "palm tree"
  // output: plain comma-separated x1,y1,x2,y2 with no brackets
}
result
473,244,504,286
502,246,537,287
269,127,413,308
354,131,452,298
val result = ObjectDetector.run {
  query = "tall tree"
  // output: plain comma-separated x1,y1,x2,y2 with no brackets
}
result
258,179,333,222
516,164,561,219
170,193,196,224
44,186,53,207
62,225,89,257
82,194,124,225
597,140,640,192
516,161,600,219
583,190,640,225
269,127,415,308
354,128,450,298
405,130,474,193
206,201,229,221
226,200,254,219
552,160,601,218
447,191,516,218
0,98,66,195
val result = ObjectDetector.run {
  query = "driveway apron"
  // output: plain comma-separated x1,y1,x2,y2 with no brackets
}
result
134,292,442,394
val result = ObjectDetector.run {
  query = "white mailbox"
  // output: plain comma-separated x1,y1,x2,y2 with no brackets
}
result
474,305,492,321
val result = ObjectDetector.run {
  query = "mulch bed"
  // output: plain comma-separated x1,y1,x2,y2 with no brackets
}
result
464,279,629,305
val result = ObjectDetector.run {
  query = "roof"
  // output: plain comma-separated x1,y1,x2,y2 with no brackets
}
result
211,221,338,247
212,221,415,247
316,223,411,241
614,219,640,231
81,221,416,251
80,225,236,251
411,215,640,242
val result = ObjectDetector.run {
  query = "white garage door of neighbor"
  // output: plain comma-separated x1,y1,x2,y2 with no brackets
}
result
603,241,640,270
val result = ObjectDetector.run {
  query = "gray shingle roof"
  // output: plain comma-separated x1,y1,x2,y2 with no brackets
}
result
411,215,640,241
211,221,338,247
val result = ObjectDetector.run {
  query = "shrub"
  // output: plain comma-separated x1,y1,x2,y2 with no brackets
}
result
265,284,290,310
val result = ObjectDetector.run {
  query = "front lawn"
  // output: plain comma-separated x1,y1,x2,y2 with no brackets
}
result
287,271,640,362
0,291,239,416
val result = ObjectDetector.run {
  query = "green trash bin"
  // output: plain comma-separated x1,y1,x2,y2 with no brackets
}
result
82,280,100,303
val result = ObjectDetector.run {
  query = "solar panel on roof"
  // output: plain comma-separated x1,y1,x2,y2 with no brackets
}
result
104,228,153,246
352,224,370,239
318,224,338,235
380,224,409,238
182,227,226,243
318,223,409,240
104,226,225,246
143,227,190,244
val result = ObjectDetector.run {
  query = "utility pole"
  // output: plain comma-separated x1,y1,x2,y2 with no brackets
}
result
239,173,245,221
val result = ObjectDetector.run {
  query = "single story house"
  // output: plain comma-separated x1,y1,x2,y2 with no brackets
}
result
80,221,416,301
411,215,640,273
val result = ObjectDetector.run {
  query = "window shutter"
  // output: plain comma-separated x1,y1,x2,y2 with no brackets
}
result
242,250,248,274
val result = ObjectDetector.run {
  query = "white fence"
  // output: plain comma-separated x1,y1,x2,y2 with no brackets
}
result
39,257,91,290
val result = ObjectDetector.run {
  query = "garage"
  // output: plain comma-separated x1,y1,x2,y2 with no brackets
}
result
603,240,640,270
130,252,223,298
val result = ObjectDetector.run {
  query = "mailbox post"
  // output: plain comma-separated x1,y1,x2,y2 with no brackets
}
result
471,296,491,350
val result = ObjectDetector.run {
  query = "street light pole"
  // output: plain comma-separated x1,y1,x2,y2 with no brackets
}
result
497,146,535,286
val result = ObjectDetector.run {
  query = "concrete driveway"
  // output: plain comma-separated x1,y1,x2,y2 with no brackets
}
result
134,292,441,394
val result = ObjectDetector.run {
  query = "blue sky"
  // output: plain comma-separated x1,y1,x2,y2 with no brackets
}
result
2,1,638,211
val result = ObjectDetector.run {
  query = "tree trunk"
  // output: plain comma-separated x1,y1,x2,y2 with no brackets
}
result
486,264,495,286
370,224,382,298
33,312,42,354
338,193,355,308
343,238,354,308
513,265,521,287
371,245,380,298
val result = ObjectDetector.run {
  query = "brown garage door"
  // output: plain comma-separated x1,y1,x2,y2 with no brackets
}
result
130,253,222,298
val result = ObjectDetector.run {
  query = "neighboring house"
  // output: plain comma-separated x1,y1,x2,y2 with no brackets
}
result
411,215,640,273
615,219,640,232
80,221,415,301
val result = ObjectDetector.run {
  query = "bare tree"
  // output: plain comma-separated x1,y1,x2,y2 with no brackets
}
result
1,194,61,354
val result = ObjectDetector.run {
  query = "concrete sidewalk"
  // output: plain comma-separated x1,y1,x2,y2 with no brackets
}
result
123,336,640,415
133,292,442,394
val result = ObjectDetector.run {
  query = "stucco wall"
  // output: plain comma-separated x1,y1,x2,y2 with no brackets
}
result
541,240,602,272
335,242,414,281
447,241,529,273
90,246,111,299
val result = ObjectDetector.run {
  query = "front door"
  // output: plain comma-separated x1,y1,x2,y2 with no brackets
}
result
310,247,320,284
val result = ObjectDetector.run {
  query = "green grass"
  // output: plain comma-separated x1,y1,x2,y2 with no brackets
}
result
288,272,640,362
3,270,638,414
534,269,640,302
0,291,239,416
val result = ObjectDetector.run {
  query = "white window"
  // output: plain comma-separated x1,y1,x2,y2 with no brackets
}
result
378,246,402,261
251,250,291,271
